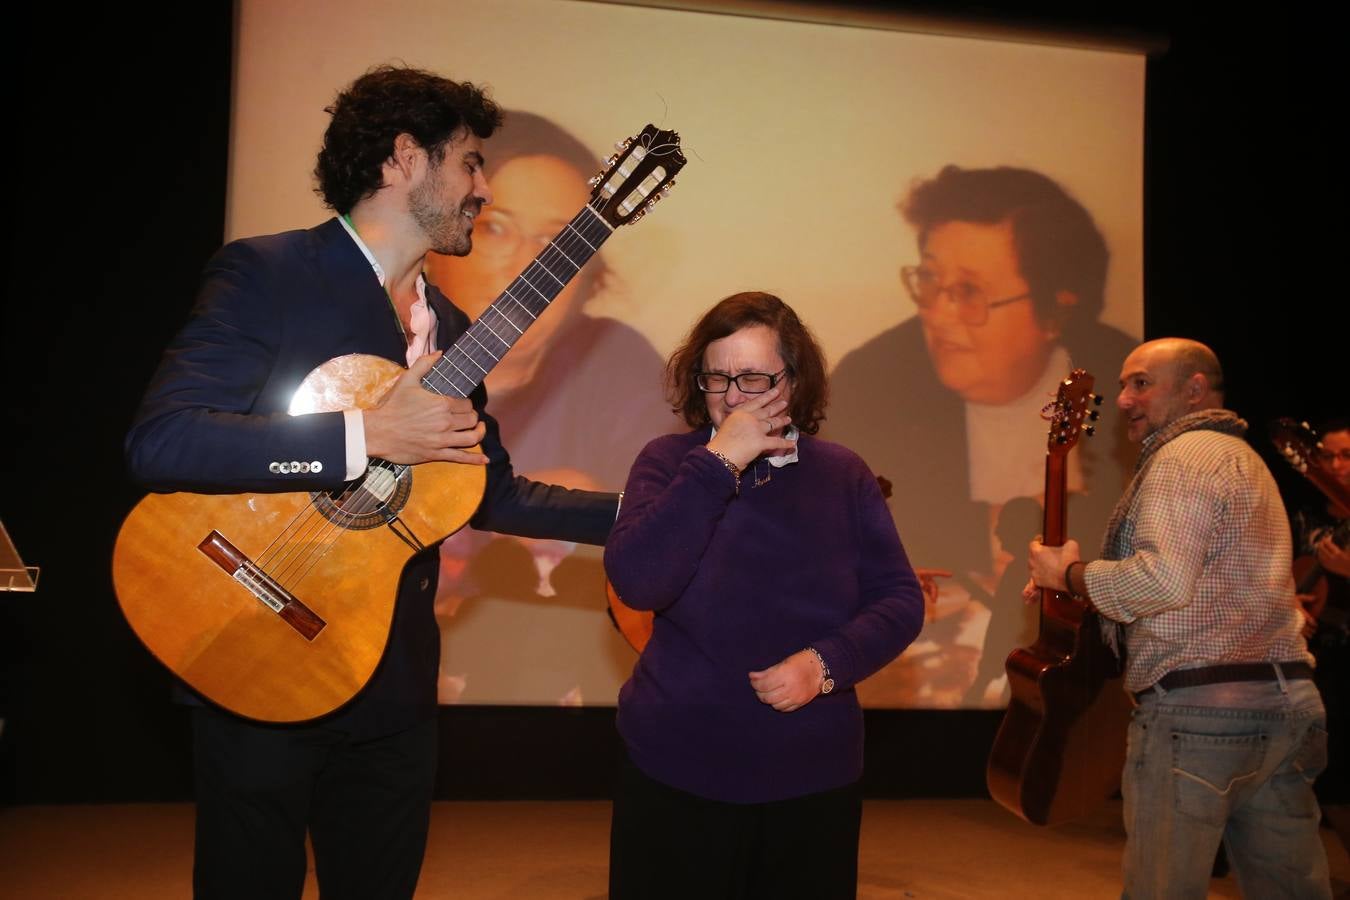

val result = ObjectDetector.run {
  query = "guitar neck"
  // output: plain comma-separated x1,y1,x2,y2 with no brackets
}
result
421,204,614,399
1042,451,1069,548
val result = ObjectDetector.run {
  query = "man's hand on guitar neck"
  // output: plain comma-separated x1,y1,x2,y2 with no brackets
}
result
1023,538,1082,600
364,352,490,465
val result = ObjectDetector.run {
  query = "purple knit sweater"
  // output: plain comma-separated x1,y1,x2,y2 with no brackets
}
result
605,429,924,803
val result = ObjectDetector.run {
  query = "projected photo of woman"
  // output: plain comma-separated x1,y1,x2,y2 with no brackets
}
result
425,111,676,703
827,165,1134,708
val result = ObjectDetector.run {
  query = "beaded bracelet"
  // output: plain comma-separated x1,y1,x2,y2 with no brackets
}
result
704,447,741,495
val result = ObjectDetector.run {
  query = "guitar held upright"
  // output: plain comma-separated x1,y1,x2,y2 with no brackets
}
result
986,368,1133,827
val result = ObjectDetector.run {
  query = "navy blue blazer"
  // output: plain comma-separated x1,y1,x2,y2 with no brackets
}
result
126,217,617,735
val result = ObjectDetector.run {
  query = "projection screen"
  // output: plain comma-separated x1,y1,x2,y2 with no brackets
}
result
229,0,1145,708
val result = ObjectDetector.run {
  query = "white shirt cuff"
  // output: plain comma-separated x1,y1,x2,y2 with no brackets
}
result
343,409,368,480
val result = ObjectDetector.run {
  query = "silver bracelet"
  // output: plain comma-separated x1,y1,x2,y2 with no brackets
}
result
805,646,834,694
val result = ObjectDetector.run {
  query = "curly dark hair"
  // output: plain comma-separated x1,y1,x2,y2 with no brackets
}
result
428,109,610,293
901,165,1109,325
314,64,502,213
665,292,829,434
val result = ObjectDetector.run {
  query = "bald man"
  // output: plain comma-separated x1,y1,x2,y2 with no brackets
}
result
1027,338,1331,898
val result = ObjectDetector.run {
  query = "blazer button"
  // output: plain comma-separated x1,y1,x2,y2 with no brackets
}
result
420,577,431,591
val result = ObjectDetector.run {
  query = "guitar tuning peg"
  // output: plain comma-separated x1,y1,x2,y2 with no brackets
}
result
605,154,618,167
615,140,627,151
1093,394,1104,406
588,174,603,187
1088,410,1100,421
1084,425,1096,437
1056,434,1068,445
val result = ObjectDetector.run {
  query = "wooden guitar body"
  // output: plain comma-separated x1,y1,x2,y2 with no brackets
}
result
113,355,485,723
985,368,1132,826
987,590,1131,825
606,579,652,653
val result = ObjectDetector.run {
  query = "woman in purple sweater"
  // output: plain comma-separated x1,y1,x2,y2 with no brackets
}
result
604,292,925,899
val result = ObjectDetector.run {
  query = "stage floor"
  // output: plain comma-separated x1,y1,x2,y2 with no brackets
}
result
2,798,1347,898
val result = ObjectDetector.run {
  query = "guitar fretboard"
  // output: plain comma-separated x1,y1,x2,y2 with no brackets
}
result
421,204,614,399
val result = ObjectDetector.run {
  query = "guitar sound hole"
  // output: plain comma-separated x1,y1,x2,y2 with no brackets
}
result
311,463,412,531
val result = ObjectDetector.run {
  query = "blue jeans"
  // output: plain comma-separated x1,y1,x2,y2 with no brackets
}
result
1122,673,1331,899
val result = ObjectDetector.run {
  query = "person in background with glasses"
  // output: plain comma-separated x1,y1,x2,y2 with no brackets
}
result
422,112,674,704
1292,419,1350,853
826,165,1136,708
604,292,925,899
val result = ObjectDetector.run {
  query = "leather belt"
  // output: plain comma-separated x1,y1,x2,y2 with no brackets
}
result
1134,661,1313,701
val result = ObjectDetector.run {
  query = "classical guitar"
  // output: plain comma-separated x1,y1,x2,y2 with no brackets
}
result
114,125,687,723
1270,418,1350,646
986,368,1133,826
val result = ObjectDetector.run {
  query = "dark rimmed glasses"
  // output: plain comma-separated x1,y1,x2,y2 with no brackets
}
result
695,369,788,394
901,265,1032,326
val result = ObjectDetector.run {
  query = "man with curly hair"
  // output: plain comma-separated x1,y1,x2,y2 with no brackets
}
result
126,65,619,899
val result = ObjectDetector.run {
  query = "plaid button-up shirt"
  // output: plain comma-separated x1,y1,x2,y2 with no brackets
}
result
1084,409,1311,692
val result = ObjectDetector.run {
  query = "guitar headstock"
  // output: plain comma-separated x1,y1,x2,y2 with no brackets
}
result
1270,417,1350,514
1043,368,1101,456
587,125,686,228
1271,418,1320,476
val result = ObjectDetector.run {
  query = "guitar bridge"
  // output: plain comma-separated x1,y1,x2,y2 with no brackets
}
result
197,531,326,640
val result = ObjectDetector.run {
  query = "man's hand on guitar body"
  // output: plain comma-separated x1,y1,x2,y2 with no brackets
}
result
364,353,489,465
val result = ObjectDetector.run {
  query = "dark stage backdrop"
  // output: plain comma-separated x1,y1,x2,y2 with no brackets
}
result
1,2,1340,803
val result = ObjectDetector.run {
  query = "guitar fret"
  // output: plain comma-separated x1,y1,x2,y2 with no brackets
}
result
457,350,489,376
563,220,598,252
517,271,552,303
486,307,524,335
533,257,568,288
478,318,511,347
544,242,581,272
503,291,538,321
443,355,475,385
463,328,501,362
424,368,461,397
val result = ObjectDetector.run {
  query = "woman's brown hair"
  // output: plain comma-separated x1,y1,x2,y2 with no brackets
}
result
665,291,829,434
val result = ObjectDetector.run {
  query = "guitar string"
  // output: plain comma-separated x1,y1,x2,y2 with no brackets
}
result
253,201,615,593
